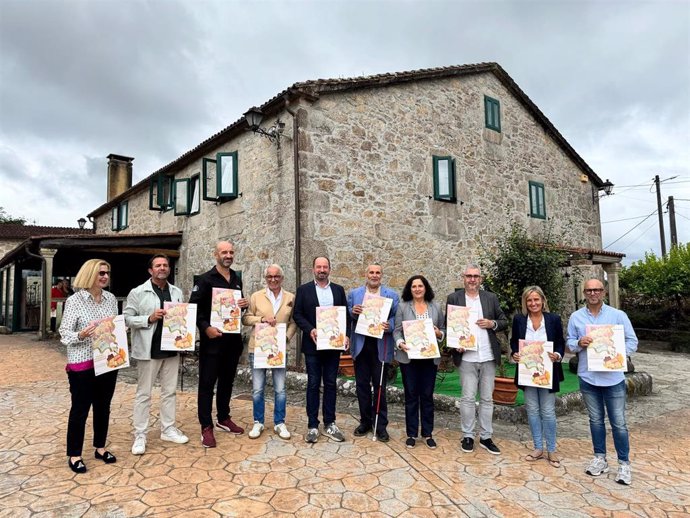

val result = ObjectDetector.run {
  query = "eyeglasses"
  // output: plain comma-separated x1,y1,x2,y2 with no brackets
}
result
584,288,604,294
98,271,110,277
265,275,282,280
464,275,481,279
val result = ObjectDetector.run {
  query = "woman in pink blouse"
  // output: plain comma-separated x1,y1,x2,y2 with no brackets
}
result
59,259,119,473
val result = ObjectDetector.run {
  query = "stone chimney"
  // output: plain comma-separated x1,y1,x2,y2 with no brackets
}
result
107,154,134,201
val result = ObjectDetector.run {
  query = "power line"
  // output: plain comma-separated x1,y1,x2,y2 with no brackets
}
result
676,213,690,222
601,215,651,224
620,219,659,252
604,208,658,248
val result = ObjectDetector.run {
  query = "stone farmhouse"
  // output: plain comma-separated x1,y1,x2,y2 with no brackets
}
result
1,63,624,345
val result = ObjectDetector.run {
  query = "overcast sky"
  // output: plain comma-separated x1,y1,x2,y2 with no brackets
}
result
1,0,688,265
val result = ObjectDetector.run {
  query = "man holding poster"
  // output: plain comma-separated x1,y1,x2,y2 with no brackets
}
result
294,256,350,444
124,255,189,455
567,278,638,485
242,264,297,440
190,241,249,448
447,265,507,455
347,263,399,442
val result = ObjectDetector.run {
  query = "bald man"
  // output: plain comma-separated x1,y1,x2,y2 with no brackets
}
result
190,241,249,448
567,278,638,485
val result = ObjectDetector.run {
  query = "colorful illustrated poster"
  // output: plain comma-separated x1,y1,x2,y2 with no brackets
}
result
518,340,554,389
586,324,627,371
161,302,197,351
316,306,347,350
91,315,129,376
354,292,393,339
446,305,479,350
210,288,242,334
254,323,287,369
402,319,440,359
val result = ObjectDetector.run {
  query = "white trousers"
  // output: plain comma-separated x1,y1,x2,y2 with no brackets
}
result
133,356,180,436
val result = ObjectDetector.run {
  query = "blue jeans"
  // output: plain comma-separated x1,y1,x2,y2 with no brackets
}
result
304,351,340,429
249,354,287,425
523,387,557,452
579,379,629,462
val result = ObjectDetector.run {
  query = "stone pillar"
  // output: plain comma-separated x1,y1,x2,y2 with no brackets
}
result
603,262,622,309
107,154,134,201
40,248,58,339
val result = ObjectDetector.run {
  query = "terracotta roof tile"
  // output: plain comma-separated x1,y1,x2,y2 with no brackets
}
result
0,224,92,240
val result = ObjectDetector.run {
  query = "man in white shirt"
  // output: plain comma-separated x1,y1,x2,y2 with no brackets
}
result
447,265,507,455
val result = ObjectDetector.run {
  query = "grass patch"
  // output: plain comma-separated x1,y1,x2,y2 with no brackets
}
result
389,363,581,406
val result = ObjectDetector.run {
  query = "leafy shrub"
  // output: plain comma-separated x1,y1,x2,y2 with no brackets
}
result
481,222,568,317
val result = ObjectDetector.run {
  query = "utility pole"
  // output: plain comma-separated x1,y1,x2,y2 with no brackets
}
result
668,196,678,248
654,175,667,258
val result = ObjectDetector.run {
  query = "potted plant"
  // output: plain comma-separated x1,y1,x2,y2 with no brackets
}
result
493,334,518,405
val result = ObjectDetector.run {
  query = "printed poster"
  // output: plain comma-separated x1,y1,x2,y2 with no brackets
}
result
517,340,554,389
402,318,440,359
354,292,393,339
446,304,479,350
316,306,347,350
210,288,242,334
161,302,197,351
91,315,129,376
253,323,287,369
586,324,627,372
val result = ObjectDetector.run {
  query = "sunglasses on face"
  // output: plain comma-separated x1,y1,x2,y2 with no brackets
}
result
584,288,603,294
98,271,110,277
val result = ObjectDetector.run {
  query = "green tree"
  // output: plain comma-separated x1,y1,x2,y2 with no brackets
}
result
481,222,568,317
620,244,690,301
0,207,26,225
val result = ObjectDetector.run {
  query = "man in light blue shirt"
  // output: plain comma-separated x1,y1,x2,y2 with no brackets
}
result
567,278,638,485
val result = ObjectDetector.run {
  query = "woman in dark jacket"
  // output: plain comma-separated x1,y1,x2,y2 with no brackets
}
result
393,275,445,450
510,286,565,467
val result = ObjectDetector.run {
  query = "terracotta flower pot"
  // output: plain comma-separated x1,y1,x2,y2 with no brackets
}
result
339,354,355,377
493,376,518,405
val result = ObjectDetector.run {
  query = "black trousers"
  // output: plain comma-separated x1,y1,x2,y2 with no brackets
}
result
354,337,388,432
400,359,437,438
66,369,118,457
197,342,243,428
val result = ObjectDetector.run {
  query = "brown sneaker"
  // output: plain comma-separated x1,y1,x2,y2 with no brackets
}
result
216,418,244,435
201,426,216,448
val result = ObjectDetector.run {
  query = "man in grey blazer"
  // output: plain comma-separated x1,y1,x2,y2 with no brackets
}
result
447,264,507,455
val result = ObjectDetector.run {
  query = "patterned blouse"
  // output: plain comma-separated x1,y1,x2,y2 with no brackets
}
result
59,289,118,367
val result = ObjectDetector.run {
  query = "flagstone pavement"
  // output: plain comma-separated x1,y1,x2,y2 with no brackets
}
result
1,334,689,517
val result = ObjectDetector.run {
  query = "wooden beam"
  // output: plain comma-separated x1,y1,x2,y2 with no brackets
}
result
77,247,180,257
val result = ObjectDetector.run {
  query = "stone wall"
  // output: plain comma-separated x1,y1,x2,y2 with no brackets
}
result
297,72,602,295
0,238,22,260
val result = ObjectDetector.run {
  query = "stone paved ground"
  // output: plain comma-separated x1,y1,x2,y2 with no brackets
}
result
1,334,689,517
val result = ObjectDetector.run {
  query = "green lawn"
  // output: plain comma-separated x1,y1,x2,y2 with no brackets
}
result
389,363,580,406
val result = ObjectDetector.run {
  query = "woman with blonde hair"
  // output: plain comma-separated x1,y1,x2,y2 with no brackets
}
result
59,259,119,473
510,286,565,467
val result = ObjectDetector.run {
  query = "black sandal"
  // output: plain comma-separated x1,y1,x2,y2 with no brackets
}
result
94,449,117,464
68,458,87,473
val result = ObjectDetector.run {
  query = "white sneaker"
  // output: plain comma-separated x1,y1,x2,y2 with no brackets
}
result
131,435,146,455
615,463,632,485
585,456,609,476
274,423,291,440
248,422,264,439
161,426,189,444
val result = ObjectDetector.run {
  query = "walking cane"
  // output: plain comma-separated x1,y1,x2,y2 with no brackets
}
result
372,335,388,442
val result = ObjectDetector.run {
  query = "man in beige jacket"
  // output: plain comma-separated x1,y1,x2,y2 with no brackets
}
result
242,264,297,439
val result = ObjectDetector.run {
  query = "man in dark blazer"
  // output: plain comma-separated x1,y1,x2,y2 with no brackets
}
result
447,264,507,455
293,256,350,444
